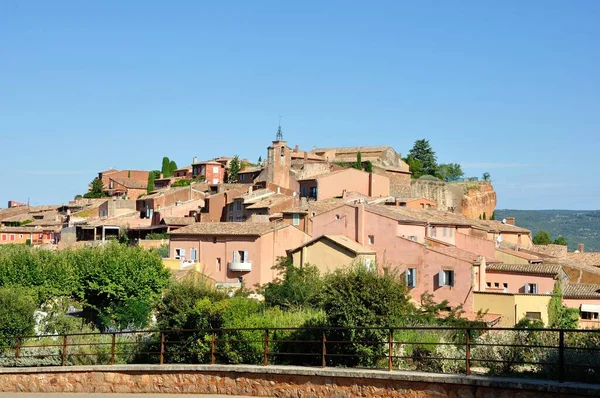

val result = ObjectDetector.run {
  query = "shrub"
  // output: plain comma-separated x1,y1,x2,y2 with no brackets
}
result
263,257,323,310
0,287,37,348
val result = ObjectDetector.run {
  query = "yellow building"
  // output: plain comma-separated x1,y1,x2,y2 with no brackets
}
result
474,291,552,327
287,234,376,274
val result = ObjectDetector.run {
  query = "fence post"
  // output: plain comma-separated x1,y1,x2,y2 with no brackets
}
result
61,335,68,366
110,333,116,365
465,328,471,376
159,332,165,365
388,328,393,371
211,331,216,365
263,329,269,366
322,330,327,368
15,338,21,359
558,330,565,382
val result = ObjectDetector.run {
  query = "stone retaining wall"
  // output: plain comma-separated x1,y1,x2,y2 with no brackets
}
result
0,365,597,397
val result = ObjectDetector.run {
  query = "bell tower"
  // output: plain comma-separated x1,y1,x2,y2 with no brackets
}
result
266,124,291,189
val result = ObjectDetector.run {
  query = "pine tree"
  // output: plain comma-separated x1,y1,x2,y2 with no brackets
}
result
169,160,178,176
407,139,437,177
258,156,262,165
483,212,487,220
354,152,363,170
364,161,373,173
83,178,108,198
161,157,170,176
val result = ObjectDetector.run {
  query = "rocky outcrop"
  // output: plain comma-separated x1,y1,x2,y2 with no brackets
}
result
459,182,497,220
411,178,497,220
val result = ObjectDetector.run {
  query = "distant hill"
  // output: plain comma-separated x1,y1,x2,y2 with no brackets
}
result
495,210,600,252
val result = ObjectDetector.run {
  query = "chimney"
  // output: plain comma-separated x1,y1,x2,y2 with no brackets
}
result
505,217,515,226
578,243,584,253
160,173,164,179
368,172,374,197
304,151,308,162
248,186,253,194
294,145,299,152
193,156,198,164
395,199,400,207
356,203,365,244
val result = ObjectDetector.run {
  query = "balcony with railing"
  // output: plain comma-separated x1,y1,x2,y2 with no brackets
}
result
228,261,252,272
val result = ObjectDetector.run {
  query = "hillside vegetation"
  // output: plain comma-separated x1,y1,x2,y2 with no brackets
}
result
495,210,600,252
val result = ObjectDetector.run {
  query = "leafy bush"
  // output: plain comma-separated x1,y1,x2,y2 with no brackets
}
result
263,257,323,310
0,287,37,348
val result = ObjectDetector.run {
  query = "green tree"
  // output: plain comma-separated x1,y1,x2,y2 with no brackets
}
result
227,155,241,183
161,157,171,177
171,179,191,187
258,156,262,164
364,160,373,173
353,152,362,170
553,236,568,246
436,163,464,182
482,172,491,182
147,172,155,194
533,230,552,245
548,281,579,329
0,287,37,348
319,264,415,366
169,160,178,176
263,257,323,310
483,212,487,220
73,242,171,329
83,177,108,199
490,211,496,220
128,170,131,178
407,139,438,177
404,156,424,178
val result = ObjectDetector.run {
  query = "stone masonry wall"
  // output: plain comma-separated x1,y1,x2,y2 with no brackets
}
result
0,365,596,398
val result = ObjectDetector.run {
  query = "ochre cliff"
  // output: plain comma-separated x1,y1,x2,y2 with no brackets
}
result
458,182,497,220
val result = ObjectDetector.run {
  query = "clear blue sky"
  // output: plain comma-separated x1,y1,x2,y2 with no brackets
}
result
1,1,598,209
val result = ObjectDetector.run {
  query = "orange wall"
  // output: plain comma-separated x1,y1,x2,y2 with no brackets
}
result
455,231,496,259
315,169,389,200
484,272,555,295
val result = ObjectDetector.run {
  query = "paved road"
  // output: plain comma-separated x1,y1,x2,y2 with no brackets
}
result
0,395,253,398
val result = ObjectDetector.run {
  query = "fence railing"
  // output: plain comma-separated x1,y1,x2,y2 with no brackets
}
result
2,326,600,384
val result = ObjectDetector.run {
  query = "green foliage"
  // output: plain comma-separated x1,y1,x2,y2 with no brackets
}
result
73,242,170,329
404,156,424,178
258,156,262,164
548,282,579,329
353,151,363,170
169,160,178,176
482,172,491,181
83,177,108,198
483,212,487,220
490,211,495,220
533,230,552,245
147,172,155,193
407,139,438,177
263,257,323,310
553,235,568,246
128,170,131,178
227,155,241,183
161,157,171,177
436,163,464,182
149,244,169,258
74,194,83,200
0,287,37,348
364,160,373,173
515,317,544,329
25,238,31,246
171,179,191,187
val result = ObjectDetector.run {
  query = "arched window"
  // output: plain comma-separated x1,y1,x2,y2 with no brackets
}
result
281,146,285,156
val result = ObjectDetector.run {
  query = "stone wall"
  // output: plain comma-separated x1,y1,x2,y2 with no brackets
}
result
411,178,457,212
0,365,596,397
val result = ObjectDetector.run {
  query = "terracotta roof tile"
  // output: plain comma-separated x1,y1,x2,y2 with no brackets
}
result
162,217,196,226
170,222,290,236
564,283,600,299
425,244,498,264
486,263,562,276
246,194,294,210
283,198,347,216
110,177,147,189
313,146,390,153
496,248,542,262
566,252,600,267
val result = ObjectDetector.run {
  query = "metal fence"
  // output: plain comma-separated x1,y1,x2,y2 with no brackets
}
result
2,326,600,384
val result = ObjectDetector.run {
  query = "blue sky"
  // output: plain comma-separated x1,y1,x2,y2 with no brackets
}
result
1,1,598,209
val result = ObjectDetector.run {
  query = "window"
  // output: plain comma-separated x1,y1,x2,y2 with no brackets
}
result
486,282,491,288
212,178,219,184
450,228,453,237
292,213,300,226
581,311,599,320
494,282,499,288
310,187,317,198
525,283,538,294
439,270,454,287
234,250,249,263
19,234,23,239
240,174,246,181
525,312,542,320
408,235,418,242
174,248,185,260
503,283,508,289
1,234,5,241
443,228,447,237
213,237,217,244
236,201,242,211
406,268,417,288
213,166,219,174
10,235,15,241
301,186,307,197
216,257,222,271
281,146,285,156
364,258,373,271
39,234,43,238
335,214,340,220
431,227,437,238
190,248,197,261
420,203,424,209
368,235,375,244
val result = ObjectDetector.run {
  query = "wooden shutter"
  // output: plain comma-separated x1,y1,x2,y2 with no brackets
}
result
244,250,249,263
439,270,445,286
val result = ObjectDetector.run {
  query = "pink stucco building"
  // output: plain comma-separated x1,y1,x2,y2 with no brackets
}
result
169,222,309,287
297,168,389,201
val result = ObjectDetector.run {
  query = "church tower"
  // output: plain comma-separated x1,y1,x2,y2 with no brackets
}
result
265,124,291,189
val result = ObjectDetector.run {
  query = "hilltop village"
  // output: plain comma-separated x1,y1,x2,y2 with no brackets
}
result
2,130,600,329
